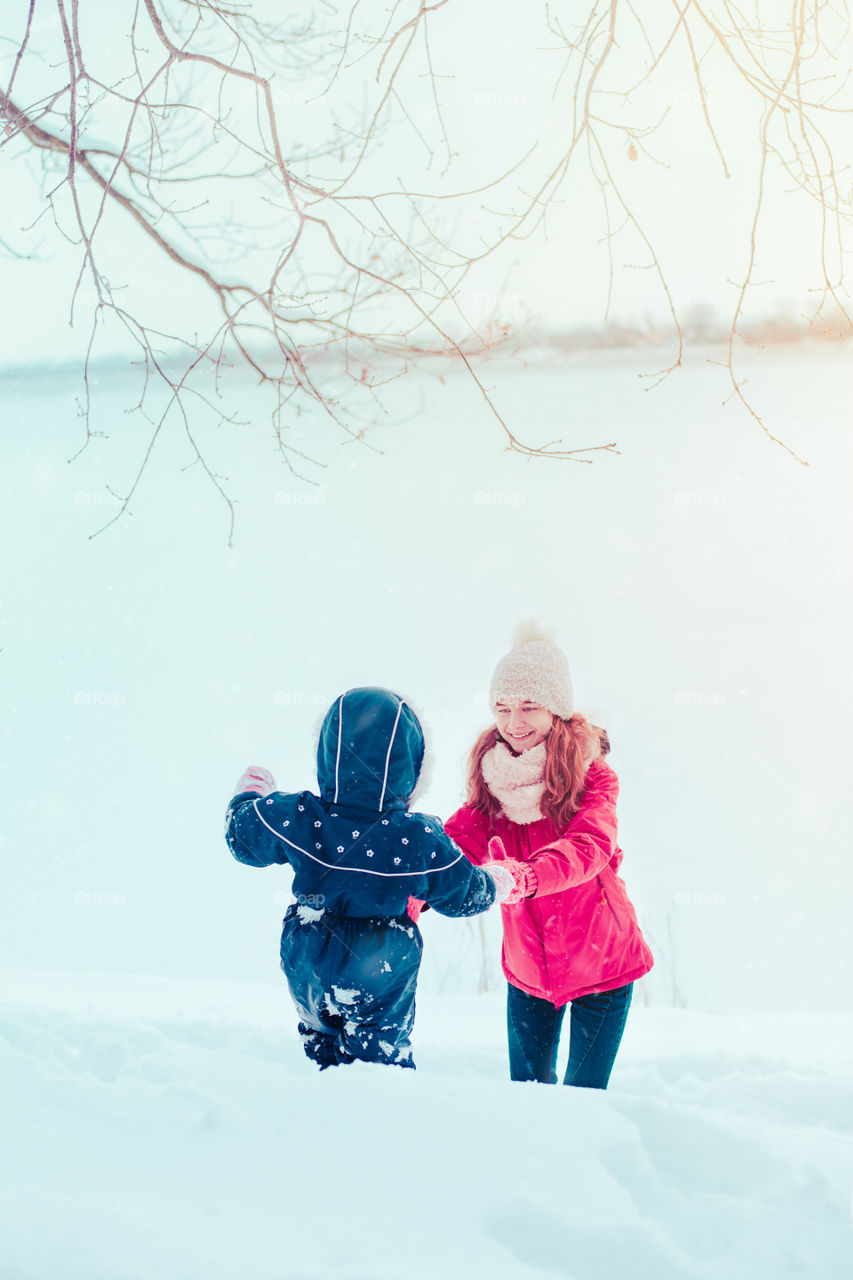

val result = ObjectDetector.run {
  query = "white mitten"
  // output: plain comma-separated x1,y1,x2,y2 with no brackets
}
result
482,862,516,905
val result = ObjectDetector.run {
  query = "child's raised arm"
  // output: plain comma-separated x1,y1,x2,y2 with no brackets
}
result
225,765,290,870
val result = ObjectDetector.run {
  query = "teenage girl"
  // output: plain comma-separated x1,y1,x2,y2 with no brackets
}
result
444,624,654,1088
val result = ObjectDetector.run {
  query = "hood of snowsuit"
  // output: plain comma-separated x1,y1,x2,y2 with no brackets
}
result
316,687,424,813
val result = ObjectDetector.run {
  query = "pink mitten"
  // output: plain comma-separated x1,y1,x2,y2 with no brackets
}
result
502,857,538,904
486,837,537,903
488,835,508,862
483,856,538,905
234,765,276,797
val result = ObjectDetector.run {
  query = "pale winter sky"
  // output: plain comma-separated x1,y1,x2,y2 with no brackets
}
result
0,1,847,364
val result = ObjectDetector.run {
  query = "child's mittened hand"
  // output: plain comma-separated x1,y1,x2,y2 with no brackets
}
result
482,857,537,906
488,835,508,862
407,896,427,923
234,765,276,797
481,862,517,905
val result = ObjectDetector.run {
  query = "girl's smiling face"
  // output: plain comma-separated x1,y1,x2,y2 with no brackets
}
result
494,699,554,752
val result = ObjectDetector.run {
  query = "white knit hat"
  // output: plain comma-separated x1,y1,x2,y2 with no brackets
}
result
489,620,574,720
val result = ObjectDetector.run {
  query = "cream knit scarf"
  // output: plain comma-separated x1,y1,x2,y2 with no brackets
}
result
481,740,547,824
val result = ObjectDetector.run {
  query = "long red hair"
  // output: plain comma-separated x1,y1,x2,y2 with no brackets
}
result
465,714,610,831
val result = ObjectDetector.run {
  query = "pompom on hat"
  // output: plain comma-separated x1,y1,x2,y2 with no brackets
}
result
488,619,574,720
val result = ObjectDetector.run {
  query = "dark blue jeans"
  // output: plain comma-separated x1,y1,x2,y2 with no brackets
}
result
507,981,633,1088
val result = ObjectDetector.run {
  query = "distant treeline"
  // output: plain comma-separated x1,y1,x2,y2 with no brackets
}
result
0,303,848,379
528,302,850,353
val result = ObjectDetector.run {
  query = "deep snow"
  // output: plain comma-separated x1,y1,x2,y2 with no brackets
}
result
1,971,851,1280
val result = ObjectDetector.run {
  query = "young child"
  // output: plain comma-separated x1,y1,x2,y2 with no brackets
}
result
225,686,515,1070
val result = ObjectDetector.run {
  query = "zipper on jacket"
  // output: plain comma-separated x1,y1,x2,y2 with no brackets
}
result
597,874,624,931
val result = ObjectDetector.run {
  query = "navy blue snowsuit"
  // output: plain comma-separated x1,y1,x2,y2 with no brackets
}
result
225,687,496,1069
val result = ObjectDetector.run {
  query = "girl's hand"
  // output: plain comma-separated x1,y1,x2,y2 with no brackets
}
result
234,765,276,797
407,896,428,923
483,853,538,905
488,835,508,862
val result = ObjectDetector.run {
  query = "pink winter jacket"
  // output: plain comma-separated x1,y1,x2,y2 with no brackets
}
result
444,758,653,1005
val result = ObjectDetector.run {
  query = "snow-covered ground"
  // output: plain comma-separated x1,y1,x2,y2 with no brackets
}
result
2,345,851,1276
2,971,851,1279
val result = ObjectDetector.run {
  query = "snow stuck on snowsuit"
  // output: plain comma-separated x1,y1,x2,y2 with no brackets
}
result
225,687,496,1068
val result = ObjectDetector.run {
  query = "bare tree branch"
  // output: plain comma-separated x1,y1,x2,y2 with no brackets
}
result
1,0,849,536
